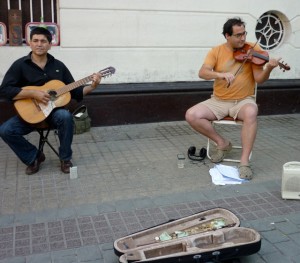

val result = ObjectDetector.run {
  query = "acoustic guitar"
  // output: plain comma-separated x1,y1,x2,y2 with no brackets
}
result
14,66,115,124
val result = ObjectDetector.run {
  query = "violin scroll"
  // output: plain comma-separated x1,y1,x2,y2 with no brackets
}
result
278,61,290,72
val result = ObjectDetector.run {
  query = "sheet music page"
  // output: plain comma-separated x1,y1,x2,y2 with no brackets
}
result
39,101,56,118
209,164,247,185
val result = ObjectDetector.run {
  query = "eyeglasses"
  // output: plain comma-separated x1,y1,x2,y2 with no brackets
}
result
232,31,247,39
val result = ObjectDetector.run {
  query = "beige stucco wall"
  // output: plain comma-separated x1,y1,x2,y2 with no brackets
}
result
0,0,299,83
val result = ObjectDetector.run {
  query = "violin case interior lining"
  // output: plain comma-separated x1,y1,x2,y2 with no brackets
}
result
114,208,261,263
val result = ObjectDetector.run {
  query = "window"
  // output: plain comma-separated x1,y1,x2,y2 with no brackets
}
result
255,12,284,50
0,0,58,45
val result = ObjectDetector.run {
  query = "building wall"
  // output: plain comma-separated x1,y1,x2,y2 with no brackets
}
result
0,0,299,84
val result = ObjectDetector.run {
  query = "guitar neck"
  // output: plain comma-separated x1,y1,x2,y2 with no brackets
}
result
55,67,115,96
56,75,92,96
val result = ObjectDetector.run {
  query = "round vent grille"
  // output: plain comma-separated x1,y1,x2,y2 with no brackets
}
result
255,13,284,50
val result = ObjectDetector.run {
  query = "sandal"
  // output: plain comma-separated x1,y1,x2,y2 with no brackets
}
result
238,165,253,180
210,142,232,163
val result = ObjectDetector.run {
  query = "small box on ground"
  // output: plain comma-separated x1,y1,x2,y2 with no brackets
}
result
282,161,300,200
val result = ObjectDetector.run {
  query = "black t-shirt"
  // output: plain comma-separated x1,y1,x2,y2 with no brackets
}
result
0,52,83,102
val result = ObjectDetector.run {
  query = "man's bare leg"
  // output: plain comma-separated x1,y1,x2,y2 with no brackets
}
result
237,103,258,165
185,103,230,149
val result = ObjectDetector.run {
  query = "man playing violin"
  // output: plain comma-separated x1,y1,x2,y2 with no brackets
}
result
185,17,280,179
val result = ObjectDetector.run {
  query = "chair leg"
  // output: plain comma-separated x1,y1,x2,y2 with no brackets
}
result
37,129,59,157
37,129,48,153
44,139,59,157
207,138,213,160
207,120,253,163
207,138,252,163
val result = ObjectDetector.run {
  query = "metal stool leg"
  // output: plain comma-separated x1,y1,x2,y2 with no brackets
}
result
37,129,59,157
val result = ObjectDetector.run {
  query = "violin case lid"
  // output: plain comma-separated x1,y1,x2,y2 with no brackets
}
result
114,208,261,263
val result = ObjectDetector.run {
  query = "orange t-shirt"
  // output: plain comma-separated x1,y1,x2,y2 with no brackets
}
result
203,42,262,100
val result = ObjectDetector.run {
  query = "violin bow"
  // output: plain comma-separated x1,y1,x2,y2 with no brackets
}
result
227,36,261,88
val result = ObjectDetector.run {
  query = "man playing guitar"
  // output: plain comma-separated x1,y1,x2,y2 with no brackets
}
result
0,27,102,175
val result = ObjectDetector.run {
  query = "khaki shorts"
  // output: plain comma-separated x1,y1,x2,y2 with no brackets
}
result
201,95,256,120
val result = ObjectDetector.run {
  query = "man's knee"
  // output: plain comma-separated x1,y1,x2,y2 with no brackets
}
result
54,109,73,122
240,104,258,121
185,108,196,124
0,121,11,138
247,104,258,116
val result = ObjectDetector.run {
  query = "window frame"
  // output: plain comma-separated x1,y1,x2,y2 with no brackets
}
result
0,0,58,46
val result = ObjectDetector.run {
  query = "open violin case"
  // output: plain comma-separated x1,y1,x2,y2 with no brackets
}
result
114,208,261,263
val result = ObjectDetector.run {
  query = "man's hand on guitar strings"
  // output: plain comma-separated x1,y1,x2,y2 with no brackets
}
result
33,90,51,105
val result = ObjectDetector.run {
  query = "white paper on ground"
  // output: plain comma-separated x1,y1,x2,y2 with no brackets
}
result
209,164,248,185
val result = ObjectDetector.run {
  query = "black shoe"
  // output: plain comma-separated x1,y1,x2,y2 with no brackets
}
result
26,152,46,175
61,160,73,174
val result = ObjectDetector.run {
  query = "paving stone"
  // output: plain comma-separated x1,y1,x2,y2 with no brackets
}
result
35,209,58,223
65,232,80,240
0,256,26,263
287,213,300,225
132,197,154,209
273,221,300,235
26,251,52,263
239,254,266,263
14,213,36,226
290,253,300,263
97,203,116,214
82,237,98,246
31,243,49,254
0,215,14,227
15,239,30,247
1,115,300,262
1,233,13,242
288,232,300,246
52,255,78,263
51,249,78,263
76,245,102,261
0,250,14,261
102,249,118,263
262,251,295,263
152,195,176,206
260,229,290,243
49,241,66,251
274,240,300,256
57,208,76,220
66,239,82,249
14,247,30,257
257,239,278,255
75,204,99,217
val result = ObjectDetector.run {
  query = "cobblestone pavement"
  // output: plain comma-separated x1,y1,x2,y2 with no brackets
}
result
0,114,300,263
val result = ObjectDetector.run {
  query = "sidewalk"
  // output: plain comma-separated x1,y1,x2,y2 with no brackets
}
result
0,114,300,263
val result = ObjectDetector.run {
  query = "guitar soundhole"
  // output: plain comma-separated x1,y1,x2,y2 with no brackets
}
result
48,90,57,101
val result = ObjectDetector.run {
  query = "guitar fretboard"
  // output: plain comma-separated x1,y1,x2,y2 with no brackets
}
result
56,75,93,96
55,66,115,96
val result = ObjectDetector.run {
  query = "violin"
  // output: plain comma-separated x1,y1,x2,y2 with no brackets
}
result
234,43,290,72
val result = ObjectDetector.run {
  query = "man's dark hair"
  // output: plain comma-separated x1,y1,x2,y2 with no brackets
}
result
222,17,245,37
30,27,52,43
